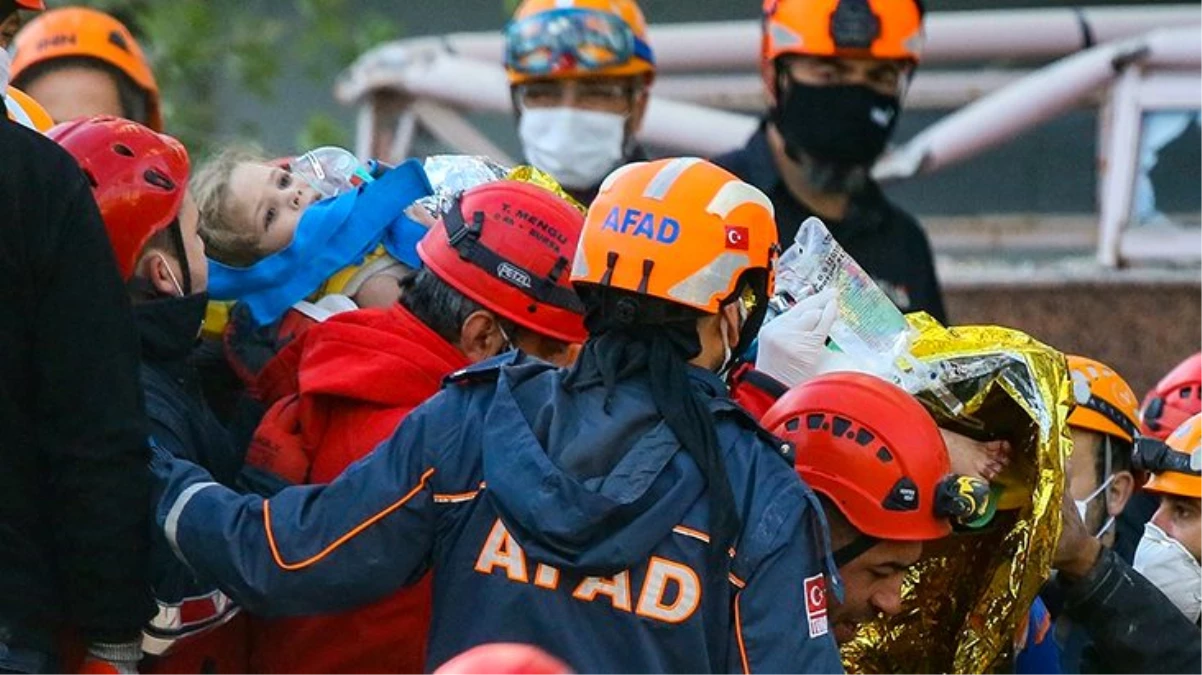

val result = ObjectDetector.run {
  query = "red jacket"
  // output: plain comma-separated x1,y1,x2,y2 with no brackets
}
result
727,363,788,422
244,303,470,674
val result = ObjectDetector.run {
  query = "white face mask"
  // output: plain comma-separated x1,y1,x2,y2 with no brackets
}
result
1134,522,1202,623
1075,474,1116,539
518,107,626,190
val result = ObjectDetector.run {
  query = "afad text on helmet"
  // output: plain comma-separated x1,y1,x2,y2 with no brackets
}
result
600,206,681,244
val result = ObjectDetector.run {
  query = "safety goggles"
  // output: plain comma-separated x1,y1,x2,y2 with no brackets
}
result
1133,437,1202,475
504,7,653,77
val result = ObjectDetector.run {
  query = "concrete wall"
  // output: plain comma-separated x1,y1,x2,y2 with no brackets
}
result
944,279,1201,396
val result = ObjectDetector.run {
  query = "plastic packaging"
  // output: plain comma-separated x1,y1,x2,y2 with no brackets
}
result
419,155,510,214
772,217,961,412
291,146,375,198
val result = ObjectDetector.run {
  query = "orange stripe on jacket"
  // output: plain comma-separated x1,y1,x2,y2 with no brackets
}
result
734,590,750,674
264,467,436,570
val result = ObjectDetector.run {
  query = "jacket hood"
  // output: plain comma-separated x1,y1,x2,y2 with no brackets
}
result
267,303,469,408
481,363,727,575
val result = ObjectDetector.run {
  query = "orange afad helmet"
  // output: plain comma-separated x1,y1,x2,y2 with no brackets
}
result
1140,413,1202,499
1066,355,1141,444
505,0,655,85
11,7,162,131
570,158,778,316
762,0,924,91
5,86,53,133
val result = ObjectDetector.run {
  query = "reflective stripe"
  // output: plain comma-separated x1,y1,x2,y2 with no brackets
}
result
666,251,749,307
705,180,775,220
642,157,703,200
164,482,219,568
597,161,644,195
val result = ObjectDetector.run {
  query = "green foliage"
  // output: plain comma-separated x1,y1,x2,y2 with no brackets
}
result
43,0,399,157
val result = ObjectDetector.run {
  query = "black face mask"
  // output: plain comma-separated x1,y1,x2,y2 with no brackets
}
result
133,290,210,348
772,81,901,169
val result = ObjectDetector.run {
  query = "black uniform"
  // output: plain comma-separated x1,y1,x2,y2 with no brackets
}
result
1059,547,1202,673
0,119,153,666
714,123,947,323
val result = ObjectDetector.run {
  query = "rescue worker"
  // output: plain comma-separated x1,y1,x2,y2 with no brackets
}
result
11,6,163,130
1034,355,1145,671
1140,353,1202,442
759,372,987,644
0,0,40,48
152,158,845,672
241,180,588,674
715,0,946,321
1,108,151,674
49,116,248,674
505,0,654,204
1133,413,1202,625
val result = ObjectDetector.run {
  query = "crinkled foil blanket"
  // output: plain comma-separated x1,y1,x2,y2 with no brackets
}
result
841,314,1073,673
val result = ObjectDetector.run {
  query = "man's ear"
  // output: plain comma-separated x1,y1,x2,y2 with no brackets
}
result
458,310,507,363
1107,470,1136,517
136,248,180,296
720,301,743,350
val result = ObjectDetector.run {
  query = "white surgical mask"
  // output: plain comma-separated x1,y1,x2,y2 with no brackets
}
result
1134,522,1202,623
518,107,626,190
1074,474,1116,539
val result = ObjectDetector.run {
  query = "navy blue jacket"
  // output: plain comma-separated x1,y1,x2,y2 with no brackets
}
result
154,353,844,673
135,297,243,655
713,123,946,323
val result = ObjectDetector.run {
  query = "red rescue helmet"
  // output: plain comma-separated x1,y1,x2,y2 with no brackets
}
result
762,372,970,542
1140,353,1202,441
47,115,189,280
417,181,587,344
434,643,573,675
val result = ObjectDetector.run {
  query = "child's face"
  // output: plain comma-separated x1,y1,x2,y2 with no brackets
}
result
227,162,322,257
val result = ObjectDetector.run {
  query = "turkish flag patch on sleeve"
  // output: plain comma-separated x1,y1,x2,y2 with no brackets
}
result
725,225,750,250
804,573,829,638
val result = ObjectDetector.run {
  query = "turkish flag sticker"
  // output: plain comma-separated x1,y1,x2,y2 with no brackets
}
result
725,225,750,250
804,574,829,638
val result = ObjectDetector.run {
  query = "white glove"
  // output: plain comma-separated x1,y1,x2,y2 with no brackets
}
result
755,289,838,388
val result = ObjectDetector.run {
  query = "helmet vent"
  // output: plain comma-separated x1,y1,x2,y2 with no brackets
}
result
143,169,176,191
112,143,135,157
784,417,800,432
831,416,852,438
806,413,824,430
108,30,130,53
855,429,875,447
876,447,893,462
